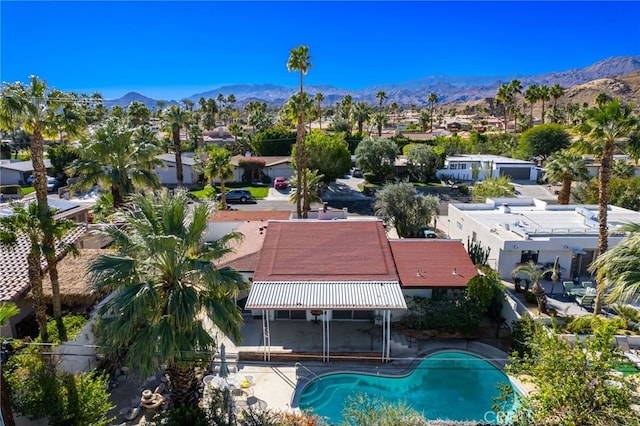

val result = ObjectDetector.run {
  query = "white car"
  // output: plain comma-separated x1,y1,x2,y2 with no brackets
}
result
27,175,58,191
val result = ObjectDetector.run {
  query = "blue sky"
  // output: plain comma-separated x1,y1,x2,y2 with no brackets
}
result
1,1,639,100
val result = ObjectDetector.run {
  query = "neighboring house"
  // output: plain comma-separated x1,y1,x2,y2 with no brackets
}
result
583,154,640,178
229,155,293,183
436,154,539,182
0,159,52,185
389,239,478,299
154,153,201,185
447,197,640,280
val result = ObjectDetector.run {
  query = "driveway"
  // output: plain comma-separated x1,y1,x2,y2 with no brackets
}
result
510,181,557,202
322,176,369,201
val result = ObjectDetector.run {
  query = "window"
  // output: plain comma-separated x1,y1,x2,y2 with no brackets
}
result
472,231,477,242
520,250,539,264
456,221,463,230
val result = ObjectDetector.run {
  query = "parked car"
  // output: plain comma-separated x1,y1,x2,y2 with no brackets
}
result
46,177,59,192
350,167,363,178
215,189,253,203
273,176,287,189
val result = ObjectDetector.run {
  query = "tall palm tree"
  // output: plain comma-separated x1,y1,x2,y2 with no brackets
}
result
512,261,551,314
590,223,640,305
0,301,19,426
288,169,324,207
203,146,233,210
314,92,324,130
352,102,371,134
524,84,539,127
550,84,565,120
544,152,589,204
579,98,639,314
68,118,162,208
127,101,151,127
163,105,190,186
508,79,523,131
376,91,387,114
1,77,74,337
496,83,511,132
0,203,51,341
287,44,312,218
89,190,247,408
372,111,387,137
538,85,551,123
418,109,430,132
427,92,438,132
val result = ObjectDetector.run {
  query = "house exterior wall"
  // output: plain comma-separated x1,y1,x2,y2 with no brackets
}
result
436,158,537,182
205,221,241,242
402,288,433,299
155,164,197,185
0,168,23,185
447,201,629,279
229,163,293,183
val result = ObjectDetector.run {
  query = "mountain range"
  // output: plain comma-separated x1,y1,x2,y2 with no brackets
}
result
104,56,640,109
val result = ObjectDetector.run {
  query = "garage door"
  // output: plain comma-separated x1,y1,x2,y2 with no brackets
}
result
499,167,531,180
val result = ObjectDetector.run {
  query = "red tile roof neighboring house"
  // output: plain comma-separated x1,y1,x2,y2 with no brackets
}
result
210,210,291,222
253,220,398,282
217,221,271,272
389,239,477,288
0,226,87,302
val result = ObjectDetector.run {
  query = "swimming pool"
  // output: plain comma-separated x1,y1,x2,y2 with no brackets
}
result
297,351,516,423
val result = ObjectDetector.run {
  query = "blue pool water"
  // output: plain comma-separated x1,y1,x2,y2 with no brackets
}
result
297,351,516,424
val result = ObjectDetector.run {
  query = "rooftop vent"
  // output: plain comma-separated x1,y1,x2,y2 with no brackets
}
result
499,203,511,214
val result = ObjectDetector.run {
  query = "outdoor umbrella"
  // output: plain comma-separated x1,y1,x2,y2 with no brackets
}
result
218,342,230,379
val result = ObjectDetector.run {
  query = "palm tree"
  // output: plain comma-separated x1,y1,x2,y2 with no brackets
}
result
68,118,162,208
550,84,565,121
372,111,387,137
512,261,551,314
89,190,247,408
203,146,233,210
287,44,312,218
524,84,539,127
0,202,51,341
1,77,74,338
46,89,85,143
579,98,639,314
376,91,387,114
352,102,370,134
314,92,324,130
418,109,430,132
127,101,151,127
538,85,551,123
163,105,190,186
544,152,589,204
496,84,511,132
590,223,640,305
427,92,438,132
0,301,19,426
508,80,523,131
288,169,324,207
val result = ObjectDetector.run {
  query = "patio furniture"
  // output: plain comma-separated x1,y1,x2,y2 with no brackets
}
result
562,281,575,297
582,281,595,289
575,294,596,310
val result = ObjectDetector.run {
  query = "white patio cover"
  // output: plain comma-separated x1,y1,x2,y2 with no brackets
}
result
245,281,407,310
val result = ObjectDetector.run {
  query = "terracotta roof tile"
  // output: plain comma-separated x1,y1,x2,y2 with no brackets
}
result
210,210,291,222
253,220,398,282
389,239,478,288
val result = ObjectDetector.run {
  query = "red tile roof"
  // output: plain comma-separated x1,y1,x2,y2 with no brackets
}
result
253,220,398,282
210,210,291,222
389,240,478,288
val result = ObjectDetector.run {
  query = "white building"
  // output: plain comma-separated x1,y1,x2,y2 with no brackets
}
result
436,154,539,182
154,153,200,185
447,197,640,280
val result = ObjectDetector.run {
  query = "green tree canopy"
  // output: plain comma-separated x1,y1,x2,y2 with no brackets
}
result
354,136,398,182
293,129,350,182
374,182,439,238
471,175,514,202
406,143,440,182
518,123,571,160
251,125,296,156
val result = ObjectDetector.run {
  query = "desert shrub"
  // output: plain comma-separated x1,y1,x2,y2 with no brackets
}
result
523,291,537,304
403,295,482,334
5,351,114,425
0,185,23,196
42,314,89,344
457,184,469,195
510,316,542,358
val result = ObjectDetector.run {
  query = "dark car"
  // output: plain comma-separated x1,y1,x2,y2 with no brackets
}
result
215,189,253,203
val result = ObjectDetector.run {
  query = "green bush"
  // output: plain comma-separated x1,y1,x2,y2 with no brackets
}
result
0,185,23,196
524,291,537,304
403,295,482,334
457,184,469,195
43,315,89,344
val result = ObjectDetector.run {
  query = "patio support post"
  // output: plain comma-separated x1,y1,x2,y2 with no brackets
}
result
262,310,271,362
386,310,391,361
322,310,330,362
381,310,386,361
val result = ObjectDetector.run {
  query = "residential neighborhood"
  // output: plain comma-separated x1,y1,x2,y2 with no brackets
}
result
2,53,640,425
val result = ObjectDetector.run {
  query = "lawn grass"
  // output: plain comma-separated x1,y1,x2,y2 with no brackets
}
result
22,187,36,195
189,184,269,200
